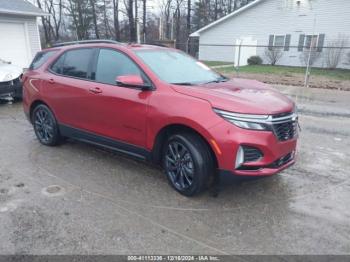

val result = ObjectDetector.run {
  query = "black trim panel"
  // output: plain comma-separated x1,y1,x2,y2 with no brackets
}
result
59,124,151,161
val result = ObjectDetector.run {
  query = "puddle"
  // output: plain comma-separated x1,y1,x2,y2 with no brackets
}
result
41,185,65,197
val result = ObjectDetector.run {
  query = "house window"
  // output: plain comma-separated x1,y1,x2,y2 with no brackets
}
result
298,34,325,52
268,34,291,51
274,35,286,48
304,35,319,50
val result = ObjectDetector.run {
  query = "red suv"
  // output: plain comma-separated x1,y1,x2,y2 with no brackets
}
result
23,40,298,196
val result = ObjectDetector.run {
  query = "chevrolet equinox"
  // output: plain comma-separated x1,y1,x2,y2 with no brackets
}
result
23,40,298,196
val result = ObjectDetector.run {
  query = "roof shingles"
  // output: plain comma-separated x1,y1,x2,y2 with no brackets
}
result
0,0,48,16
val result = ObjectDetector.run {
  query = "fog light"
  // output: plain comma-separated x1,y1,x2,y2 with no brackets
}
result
235,146,244,169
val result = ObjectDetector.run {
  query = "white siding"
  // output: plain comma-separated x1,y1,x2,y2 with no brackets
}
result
0,14,41,66
197,0,350,69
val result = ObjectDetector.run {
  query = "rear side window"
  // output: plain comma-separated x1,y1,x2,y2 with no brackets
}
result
51,53,65,74
50,48,94,79
95,49,142,85
29,50,57,70
62,49,94,78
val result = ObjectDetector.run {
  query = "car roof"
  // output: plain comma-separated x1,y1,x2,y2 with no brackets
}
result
42,42,171,53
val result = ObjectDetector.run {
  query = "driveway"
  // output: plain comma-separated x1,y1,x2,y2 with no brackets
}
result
0,85,349,255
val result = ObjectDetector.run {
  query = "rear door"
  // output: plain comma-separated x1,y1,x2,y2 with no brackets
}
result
44,48,98,131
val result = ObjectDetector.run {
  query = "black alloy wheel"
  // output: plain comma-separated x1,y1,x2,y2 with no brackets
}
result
165,141,195,191
32,104,61,146
163,132,214,196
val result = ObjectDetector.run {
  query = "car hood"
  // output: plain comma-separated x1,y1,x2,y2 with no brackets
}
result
171,78,294,115
0,63,22,82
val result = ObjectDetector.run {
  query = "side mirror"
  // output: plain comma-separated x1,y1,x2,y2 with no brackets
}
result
116,75,152,90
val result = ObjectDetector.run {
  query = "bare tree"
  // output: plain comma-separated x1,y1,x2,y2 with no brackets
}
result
299,49,321,67
142,0,147,42
324,36,348,69
112,0,120,40
37,0,52,45
89,0,100,38
346,52,350,65
160,0,173,39
174,0,184,46
264,47,283,65
102,0,112,38
66,0,93,40
186,0,191,37
124,0,136,41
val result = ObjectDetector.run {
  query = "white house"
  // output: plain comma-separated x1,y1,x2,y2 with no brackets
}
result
190,0,350,69
0,0,48,68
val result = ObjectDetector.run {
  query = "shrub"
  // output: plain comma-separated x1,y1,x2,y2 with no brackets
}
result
264,47,283,65
299,49,321,67
324,36,348,69
247,56,263,65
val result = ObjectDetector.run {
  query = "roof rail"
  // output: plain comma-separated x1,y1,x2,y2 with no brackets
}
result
52,39,121,47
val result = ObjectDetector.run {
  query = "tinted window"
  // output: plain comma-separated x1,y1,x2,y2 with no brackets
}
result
61,49,94,78
30,51,57,70
51,53,65,74
95,49,142,85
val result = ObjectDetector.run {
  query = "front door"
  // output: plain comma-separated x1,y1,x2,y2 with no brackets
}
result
85,48,152,148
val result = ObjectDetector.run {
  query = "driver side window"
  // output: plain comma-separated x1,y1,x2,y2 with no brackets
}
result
95,49,144,85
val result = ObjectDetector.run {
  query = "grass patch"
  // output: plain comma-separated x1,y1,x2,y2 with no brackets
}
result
201,61,233,67
214,65,350,81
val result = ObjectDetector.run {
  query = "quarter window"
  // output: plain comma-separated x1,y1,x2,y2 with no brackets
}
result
30,50,57,70
95,49,142,85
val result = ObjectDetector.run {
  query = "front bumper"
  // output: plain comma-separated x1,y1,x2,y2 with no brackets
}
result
0,79,22,98
208,120,298,177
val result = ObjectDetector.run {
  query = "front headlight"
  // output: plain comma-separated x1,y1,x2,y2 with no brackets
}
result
213,108,272,131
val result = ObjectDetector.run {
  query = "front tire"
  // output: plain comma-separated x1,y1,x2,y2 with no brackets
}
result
32,104,61,146
162,132,214,196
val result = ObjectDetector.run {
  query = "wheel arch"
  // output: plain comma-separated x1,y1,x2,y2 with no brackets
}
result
151,123,219,169
29,100,50,123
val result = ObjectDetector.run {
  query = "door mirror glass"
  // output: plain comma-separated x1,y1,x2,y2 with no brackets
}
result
116,75,151,90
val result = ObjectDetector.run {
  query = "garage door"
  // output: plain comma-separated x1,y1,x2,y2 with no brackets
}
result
0,22,30,68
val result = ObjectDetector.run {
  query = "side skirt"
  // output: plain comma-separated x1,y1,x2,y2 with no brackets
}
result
59,124,152,161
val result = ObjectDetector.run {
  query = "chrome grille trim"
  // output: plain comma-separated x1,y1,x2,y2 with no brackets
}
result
213,109,297,124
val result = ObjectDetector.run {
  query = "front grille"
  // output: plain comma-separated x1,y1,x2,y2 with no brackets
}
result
242,146,263,162
0,80,13,87
272,121,297,141
270,111,298,141
267,152,294,168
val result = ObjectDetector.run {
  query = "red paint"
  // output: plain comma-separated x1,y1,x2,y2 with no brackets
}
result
23,43,297,176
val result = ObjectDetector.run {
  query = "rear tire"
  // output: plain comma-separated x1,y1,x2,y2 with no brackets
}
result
32,104,61,146
162,132,214,196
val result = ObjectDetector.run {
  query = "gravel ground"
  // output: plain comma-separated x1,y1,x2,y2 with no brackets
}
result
0,85,349,255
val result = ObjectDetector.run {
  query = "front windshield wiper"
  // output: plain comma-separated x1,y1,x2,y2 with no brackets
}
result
204,76,229,84
171,82,196,86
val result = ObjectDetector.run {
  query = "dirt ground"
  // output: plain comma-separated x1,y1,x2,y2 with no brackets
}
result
0,85,350,255
227,72,350,91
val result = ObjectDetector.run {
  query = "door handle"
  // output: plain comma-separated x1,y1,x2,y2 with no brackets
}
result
48,78,55,84
89,87,103,94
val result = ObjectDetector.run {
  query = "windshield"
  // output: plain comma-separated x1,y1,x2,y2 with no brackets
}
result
135,49,225,85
